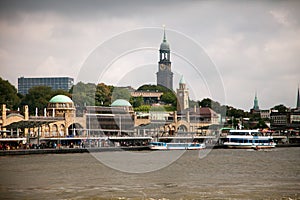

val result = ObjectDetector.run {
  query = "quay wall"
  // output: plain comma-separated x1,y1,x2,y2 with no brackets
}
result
0,144,299,156
0,146,150,156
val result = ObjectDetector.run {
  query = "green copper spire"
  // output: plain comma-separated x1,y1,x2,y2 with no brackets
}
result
179,75,186,84
297,86,300,109
160,25,170,51
163,25,167,42
253,92,260,110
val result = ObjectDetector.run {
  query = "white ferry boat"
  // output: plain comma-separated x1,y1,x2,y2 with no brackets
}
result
223,130,276,149
149,142,206,150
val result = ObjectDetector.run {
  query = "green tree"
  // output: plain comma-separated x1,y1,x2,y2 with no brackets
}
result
134,105,151,112
189,100,199,108
199,98,226,117
130,96,144,108
0,77,21,110
199,98,212,107
161,92,177,107
95,83,113,106
272,104,288,112
21,86,54,115
137,84,169,93
111,87,131,102
52,89,71,98
226,106,248,118
71,82,96,107
255,118,268,129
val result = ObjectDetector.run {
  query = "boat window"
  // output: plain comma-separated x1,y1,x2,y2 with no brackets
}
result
230,131,254,136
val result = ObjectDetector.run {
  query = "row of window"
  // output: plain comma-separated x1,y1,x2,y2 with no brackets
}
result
227,138,273,143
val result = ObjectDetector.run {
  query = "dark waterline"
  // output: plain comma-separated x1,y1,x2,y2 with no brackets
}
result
0,148,299,200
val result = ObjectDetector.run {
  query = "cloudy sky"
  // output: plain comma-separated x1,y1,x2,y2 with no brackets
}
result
0,0,299,110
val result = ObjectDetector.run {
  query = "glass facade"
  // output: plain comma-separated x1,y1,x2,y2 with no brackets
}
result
18,77,74,95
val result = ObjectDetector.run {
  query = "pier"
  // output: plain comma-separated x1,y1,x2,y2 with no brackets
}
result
0,134,299,156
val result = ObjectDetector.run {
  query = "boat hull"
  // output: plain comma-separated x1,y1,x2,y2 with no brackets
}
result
224,143,276,149
149,142,206,150
149,146,168,150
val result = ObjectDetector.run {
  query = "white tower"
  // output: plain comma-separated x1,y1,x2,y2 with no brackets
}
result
176,76,189,112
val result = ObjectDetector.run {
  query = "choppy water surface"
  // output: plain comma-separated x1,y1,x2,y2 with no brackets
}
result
0,148,299,200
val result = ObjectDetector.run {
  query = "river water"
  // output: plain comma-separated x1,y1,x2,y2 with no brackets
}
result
0,148,299,200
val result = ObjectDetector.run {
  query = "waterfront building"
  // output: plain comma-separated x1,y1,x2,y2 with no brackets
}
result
45,94,84,137
260,109,271,119
270,87,300,130
86,99,135,137
289,111,300,125
270,110,300,130
18,76,74,95
270,110,288,129
131,91,163,105
0,104,25,137
0,96,140,148
169,106,221,135
156,28,173,90
0,95,84,139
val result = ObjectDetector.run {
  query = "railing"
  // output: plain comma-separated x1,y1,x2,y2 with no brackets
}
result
29,116,64,120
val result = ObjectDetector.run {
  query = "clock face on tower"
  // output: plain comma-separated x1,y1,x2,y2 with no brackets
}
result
159,64,166,70
160,64,166,71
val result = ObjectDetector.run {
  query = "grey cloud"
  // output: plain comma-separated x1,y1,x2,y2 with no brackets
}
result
0,0,299,110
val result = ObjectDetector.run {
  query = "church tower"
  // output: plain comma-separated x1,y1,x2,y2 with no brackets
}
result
177,76,189,112
296,86,300,109
250,92,260,114
252,92,260,111
157,27,173,90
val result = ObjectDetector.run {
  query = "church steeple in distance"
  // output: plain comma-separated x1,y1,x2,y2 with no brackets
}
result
296,86,300,109
156,26,173,90
253,92,260,111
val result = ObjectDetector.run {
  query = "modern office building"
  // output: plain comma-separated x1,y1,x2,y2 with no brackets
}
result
18,77,74,95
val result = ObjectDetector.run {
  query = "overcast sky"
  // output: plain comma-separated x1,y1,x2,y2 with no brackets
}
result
0,0,299,110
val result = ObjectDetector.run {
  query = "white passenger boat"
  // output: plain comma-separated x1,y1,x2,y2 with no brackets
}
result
223,130,276,149
149,142,167,150
149,142,206,150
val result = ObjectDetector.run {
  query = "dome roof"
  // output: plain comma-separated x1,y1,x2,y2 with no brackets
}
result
179,75,186,84
111,99,132,107
160,41,170,51
49,95,73,103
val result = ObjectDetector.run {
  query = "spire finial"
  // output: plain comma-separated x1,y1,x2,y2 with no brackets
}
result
163,25,167,42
